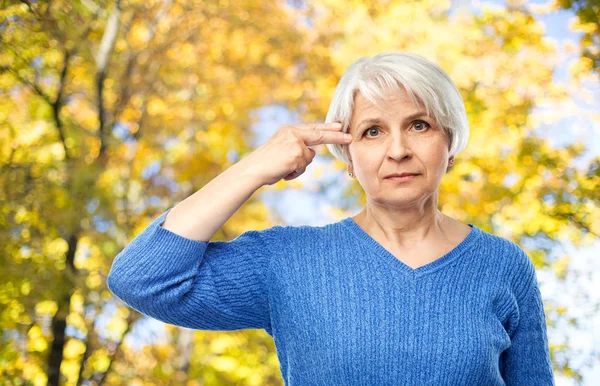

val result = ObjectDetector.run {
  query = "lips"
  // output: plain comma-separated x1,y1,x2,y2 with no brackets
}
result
385,173,419,179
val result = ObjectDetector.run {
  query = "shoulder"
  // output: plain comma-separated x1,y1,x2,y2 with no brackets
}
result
475,227,537,295
232,219,338,246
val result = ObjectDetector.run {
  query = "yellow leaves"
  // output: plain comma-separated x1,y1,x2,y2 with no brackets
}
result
21,281,31,296
266,53,282,67
43,49,64,69
210,335,235,354
37,143,65,164
63,339,86,359
86,271,103,289
247,39,267,63
129,23,152,48
568,16,597,34
524,174,544,191
105,314,128,337
487,172,503,185
212,356,240,372
229,30,249,60
115,39,128,52
126,180,142,204
221,102,235,117
21,362,47,386
70,291,84,314
194,82,209,98
120,107,142,129
569,56,595,81
551,254,570,279
227,200,270,235
64,99,98,131
89,348,111,372
16,121,47,146
521,155,534,166
60,359,81,384
27,325,48,352
84,138,100,164
167,42,196,68
45,237,69,259
483,201,499,214
35,300,58,316
2,299,25,325
14,207,28,224
540,219,560,235
213,65,237,84
147,98,168,117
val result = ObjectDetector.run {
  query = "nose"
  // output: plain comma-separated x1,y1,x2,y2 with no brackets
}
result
386,131,412,161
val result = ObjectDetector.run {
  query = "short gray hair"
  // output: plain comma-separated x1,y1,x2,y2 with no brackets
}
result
325,52,470,165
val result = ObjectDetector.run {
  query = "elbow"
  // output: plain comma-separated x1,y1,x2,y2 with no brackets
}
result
106,258,146,308
106,270,154,316
107,267,134,305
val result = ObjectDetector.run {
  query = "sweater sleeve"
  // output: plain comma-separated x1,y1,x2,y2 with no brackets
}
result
500,265,555,385
107,208,279,332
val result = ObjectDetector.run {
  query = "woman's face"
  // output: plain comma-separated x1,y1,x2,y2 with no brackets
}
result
347,88,451,208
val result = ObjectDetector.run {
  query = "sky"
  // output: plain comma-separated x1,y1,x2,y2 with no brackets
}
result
109,0,600,384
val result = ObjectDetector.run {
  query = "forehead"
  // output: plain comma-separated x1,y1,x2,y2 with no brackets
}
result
350,89,426,124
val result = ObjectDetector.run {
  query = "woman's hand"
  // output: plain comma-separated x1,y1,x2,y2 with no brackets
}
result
240,122,352,186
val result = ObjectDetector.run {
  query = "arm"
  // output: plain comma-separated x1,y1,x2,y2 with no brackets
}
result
500,271,555,385
107,208,281,332
106,122,343,331
107,159,276,331
159,156,266,242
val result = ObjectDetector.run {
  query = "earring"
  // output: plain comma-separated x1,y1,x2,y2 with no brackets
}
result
349,172,354,177
449,158,455,165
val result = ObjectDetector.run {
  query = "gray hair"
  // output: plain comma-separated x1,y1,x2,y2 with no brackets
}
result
325,52,470,165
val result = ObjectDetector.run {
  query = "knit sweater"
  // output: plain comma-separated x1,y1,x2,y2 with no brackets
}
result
107,208,555,385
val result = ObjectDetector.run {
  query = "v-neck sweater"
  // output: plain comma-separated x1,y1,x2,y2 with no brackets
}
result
107,208,555,385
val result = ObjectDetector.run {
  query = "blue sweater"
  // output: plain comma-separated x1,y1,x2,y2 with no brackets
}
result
107,208,555,385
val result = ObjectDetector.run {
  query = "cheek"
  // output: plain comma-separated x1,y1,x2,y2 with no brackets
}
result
420,142,448,162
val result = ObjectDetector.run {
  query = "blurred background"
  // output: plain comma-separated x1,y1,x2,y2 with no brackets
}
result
1,0,599,385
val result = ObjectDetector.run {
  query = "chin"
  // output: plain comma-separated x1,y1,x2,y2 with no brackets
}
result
372,193,423,205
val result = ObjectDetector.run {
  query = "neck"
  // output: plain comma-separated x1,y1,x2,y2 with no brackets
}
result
355,193,450,250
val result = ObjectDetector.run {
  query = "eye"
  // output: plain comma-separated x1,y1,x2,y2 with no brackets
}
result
412,120,431,132
363,126,380,137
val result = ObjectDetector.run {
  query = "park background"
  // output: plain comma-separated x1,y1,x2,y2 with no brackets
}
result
1,0,599,384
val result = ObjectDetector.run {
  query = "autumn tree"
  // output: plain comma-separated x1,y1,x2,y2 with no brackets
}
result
1,0,320,384
556,0,600,75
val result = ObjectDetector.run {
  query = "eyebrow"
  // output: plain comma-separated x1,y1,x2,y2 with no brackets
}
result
356,112,430,130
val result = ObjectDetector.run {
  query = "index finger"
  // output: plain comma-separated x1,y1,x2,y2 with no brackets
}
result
294,122,344,131
299,128,353,146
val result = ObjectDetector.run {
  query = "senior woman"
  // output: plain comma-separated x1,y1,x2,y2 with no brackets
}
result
108,52,554,385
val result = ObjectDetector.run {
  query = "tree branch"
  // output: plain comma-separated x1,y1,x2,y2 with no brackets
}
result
53,49,72,160
95,311,138,386
110,1,173,131
75,302,96,386
95,0,122,162
0,66,53,105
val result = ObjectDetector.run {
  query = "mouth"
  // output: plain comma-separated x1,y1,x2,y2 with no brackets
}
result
384,173,419,179
384,174,420,182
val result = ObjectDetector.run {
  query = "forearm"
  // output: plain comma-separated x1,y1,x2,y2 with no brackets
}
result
160,158,265,242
